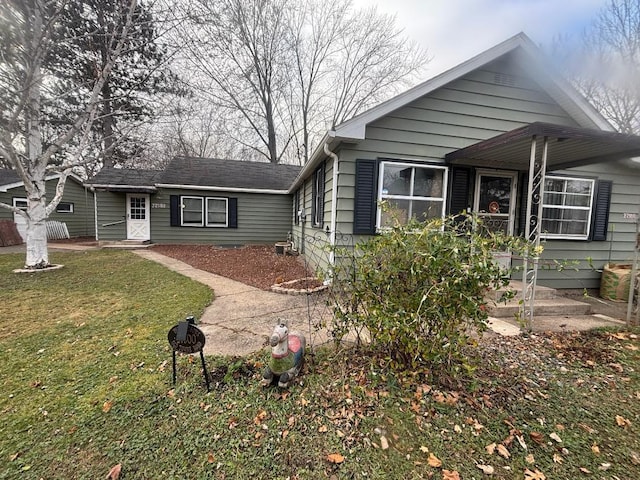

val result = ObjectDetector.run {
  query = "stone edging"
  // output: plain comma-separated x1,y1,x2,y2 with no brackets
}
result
270,277,328,295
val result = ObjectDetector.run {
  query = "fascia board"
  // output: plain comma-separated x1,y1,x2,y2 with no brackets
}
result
155,183,289,195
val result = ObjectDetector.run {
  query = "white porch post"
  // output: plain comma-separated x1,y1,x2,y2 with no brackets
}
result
521,135,548,330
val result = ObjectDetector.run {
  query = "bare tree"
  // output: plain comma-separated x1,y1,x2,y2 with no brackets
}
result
180,0,294,163
178,0,428,164
555,0,640,133
0,0,138,268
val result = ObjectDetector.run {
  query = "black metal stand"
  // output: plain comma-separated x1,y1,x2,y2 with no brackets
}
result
168,316,210,392
200,350,210,392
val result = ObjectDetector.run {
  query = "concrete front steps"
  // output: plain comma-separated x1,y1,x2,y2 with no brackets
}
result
488,281,592,324
100,240,153,249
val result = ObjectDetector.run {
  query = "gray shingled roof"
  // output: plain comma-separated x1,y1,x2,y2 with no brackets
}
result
0,169,21,186
86,168,163,187
160,157,301,191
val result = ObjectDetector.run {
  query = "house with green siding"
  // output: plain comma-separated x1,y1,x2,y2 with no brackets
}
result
0,170,95,241
82,32,640,292
85,157,300,246
289,33,640,290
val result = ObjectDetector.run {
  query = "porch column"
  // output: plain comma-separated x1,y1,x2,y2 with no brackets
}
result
520,135,548,330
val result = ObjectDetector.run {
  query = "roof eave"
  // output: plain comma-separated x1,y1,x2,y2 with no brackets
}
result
86,184,158,192
156,183,289,195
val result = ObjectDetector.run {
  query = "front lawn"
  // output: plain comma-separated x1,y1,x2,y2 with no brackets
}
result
1,250,639,479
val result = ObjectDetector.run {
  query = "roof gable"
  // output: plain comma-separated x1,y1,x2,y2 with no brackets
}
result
333,32,612,141
0,169,85,192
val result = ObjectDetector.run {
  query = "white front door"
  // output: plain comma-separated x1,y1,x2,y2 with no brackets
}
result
13,198,28,241
126,194,150,240
473,170,518,235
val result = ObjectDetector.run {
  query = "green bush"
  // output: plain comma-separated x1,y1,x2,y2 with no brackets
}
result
330,214,533,378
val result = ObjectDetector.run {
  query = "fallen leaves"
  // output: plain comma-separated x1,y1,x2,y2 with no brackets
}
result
327,453,344,464
496,444,510,459
427,453,442,468
442,469,460,479
549,432,562,443
106,464,121,480
615,415,631,427
102,400,113,413
476,463,495,475
524,468,546,480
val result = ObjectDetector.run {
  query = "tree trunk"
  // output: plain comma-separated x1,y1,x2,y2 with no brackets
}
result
25,193,49,268
23,2,49,268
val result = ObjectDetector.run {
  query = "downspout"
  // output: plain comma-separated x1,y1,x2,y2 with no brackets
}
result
324,143,339,268
92,187,99,242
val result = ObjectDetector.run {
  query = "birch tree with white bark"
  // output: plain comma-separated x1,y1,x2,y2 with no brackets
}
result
0,0,138,268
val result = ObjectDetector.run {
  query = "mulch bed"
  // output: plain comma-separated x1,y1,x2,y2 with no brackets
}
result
151,244,314,290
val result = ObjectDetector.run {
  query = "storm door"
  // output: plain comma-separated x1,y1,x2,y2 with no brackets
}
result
126,194,150,240
473,170,518,235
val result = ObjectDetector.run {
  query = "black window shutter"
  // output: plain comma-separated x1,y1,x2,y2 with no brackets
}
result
311,168,317,225
591,180,612,241
319,163,325,225
293,190,300,225
518,172,529,236
170,195,180,226
228,197,238,228
353,159,378,235
447,167,471,216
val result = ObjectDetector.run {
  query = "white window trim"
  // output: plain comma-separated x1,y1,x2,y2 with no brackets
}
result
180,196,204,227
180,195,230,228
376,161,449,229
206,197,229,228
56,202,74,213
541,175,595,241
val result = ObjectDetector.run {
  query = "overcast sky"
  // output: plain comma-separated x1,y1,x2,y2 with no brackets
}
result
353,0,608,77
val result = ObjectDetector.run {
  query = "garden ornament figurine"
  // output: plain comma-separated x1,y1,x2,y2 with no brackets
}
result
262,322,306,388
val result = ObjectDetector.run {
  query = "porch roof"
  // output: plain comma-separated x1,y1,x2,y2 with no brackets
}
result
445,122,640,171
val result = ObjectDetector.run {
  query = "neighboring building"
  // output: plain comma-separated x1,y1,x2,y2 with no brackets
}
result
0,169,95,241
85,157,301,246
289,33,640,290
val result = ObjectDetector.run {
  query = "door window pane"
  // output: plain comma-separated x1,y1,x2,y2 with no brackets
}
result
478,176,512,214
130,197,146,220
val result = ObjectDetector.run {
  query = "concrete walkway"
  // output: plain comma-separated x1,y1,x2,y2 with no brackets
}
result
133,250,335,356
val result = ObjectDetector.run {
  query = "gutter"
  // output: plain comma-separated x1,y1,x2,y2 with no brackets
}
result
155,184,289,195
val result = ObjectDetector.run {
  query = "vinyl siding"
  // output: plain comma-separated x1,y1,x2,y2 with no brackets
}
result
151,188,293,245
290,160,333,273
0,178,95,237
94,191,127,241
